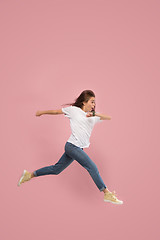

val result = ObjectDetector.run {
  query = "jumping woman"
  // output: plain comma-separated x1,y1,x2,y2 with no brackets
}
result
18,90,123,204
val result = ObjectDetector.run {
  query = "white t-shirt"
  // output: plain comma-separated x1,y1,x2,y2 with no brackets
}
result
62,105,103,148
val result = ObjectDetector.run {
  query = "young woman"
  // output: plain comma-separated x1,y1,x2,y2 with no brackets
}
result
18,90,123,204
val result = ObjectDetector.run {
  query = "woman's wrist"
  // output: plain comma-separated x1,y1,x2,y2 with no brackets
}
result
94,112,99,117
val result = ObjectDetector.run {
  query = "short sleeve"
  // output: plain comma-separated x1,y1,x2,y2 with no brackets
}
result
94,113,103,124
62,106,73,119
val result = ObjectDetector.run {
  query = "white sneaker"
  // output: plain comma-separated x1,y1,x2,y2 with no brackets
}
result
104,191,123,204
18,170,31,186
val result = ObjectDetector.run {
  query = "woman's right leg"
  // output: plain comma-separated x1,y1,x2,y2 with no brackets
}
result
18,144,74,186
32,152,74,177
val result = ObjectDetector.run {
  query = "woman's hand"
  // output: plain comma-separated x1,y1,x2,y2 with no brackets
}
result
86,111,94,117
36,111,42,117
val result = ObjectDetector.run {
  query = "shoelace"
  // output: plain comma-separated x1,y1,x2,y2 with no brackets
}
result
112,191,117,196
105,190,118,199
105,191,122,202
110,191,118,200
105,192,116,199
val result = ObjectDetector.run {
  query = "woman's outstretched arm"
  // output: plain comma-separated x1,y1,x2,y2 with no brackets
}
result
36,109,63,116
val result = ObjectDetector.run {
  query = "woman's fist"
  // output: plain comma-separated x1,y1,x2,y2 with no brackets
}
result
86,112,94,117
36,111,42,117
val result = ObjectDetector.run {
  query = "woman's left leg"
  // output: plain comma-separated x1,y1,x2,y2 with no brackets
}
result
65,143,107,192
33,152,74,177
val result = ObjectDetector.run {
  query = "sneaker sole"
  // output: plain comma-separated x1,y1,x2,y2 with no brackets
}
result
104,199,123,204
17,170,27,186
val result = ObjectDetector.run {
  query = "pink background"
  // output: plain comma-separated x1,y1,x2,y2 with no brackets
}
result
1,0,160,239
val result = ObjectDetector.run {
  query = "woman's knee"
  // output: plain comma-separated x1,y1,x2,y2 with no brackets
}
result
50,165,62,175
54,170,61,175
87,163,99,174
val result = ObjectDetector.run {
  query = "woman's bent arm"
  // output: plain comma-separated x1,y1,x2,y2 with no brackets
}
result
36,109,63,116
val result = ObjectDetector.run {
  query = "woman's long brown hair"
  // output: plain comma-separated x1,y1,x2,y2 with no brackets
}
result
61,90,96,111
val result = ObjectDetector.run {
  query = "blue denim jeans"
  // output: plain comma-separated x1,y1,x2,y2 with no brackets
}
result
34,142,107,192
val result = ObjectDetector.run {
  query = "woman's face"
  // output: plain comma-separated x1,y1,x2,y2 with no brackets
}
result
83,97,96,112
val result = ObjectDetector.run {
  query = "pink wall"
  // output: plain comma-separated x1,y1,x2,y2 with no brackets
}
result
1,0,159,239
